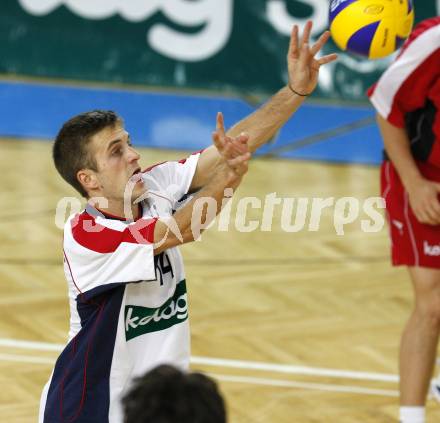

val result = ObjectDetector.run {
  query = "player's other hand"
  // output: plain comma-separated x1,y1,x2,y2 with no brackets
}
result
407,177,440,225
212,112,251,179
288,20,338,96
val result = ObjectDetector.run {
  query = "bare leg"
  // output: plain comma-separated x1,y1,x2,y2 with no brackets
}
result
400,267,440,405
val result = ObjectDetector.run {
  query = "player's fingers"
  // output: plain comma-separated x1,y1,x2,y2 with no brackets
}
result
225,133,249,155
216,112,226,140
431,196,440,212
230,134,249,150
231,153,252,166
298,42,311,70
227,137,249,158
428,201,440,223
238,132,249,145
431,208,440,222
317,53,338,65
426,216,439,225
232,159,249,176
236,161,249,176
310,30,330,56
228,141,248,156
300,20,312,48
415,213,429,225
288,25,299,59
225,134,247,155
212,131,223,145
227,153,251,168
417,208,436,225
411,205,424,223
223,133,235,145
212,131,224,151
431,213,440,225
425,206,440,224
222,140,236,159
212,130,219,141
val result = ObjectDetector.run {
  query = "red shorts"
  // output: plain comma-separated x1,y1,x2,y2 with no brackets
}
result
381,161,440,268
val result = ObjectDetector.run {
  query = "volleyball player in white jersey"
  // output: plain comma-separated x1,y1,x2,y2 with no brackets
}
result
39,21,337,423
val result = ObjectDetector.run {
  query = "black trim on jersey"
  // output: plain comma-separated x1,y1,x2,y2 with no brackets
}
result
172,192,194,214
383,99,437,162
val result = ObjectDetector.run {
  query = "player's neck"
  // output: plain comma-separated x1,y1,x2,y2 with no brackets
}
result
91,199,141,221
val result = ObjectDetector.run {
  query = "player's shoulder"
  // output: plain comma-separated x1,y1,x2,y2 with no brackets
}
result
141,161,167,174
64,210,84,232
140,161,173,189
62,210,89,252
412,16,440,37
63,209,94,241
141,151,203,175
140,151,202,183
63,207,115,236
401,17,440,52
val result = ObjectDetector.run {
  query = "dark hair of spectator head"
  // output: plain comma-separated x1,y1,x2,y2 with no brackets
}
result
123,364,227,423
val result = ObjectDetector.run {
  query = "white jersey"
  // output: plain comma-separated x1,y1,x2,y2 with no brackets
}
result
39,153,200,423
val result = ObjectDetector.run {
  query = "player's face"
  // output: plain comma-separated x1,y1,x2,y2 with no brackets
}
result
89,124,147,205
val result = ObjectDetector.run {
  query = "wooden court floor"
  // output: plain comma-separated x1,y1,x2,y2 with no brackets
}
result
1,137,440,422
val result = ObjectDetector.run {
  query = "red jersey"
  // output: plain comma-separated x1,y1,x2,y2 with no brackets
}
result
368,17,440,167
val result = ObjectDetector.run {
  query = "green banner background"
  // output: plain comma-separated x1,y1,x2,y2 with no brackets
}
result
1,0,438,101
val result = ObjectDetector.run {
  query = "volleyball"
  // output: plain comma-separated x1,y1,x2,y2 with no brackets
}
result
329,0,414,59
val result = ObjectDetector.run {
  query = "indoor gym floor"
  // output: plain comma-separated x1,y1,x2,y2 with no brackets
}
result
1,80,439,422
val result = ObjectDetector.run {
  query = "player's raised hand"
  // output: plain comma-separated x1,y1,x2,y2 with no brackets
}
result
212,112,249,157
212,112,251,177
288,20,338,96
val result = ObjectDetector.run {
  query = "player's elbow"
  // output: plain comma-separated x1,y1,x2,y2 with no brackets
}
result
153,224,201,255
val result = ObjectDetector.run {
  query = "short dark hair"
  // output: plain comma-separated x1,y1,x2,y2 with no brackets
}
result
122,365,227,423
53,110,122,197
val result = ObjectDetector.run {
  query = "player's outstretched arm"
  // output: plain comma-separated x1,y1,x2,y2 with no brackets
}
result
228,20,337,152
191,20,337,190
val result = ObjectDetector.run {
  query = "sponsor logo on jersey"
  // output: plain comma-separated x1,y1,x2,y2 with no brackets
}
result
125,279,188,340
424,241,440,257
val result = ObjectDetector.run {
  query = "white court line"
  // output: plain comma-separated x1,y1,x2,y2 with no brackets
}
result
0,352,398,398
211,374,399,398
191,356,398,383
0,337,398,383
0,353,55,364
0,338,63,352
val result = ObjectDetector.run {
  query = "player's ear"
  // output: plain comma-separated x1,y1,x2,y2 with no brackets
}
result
77,169,100,193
